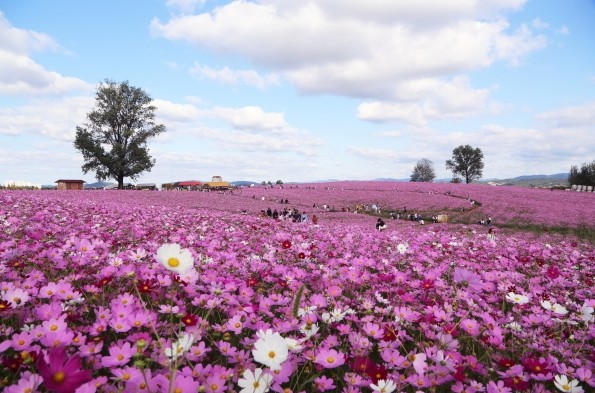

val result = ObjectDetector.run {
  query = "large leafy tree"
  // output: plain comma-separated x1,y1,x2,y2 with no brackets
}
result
410,158,436,182
569,160,595,187
445,145,484,184
74,80,166,189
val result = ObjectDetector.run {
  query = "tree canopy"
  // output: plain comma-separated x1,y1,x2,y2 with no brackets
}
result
569,160,595,188
445,145,484,184
410,158,436,182
74,80,166,189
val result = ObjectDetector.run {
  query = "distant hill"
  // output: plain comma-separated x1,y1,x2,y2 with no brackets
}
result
230,181,259,187
85,181,116,189
229,174,569,187
479,173,569,187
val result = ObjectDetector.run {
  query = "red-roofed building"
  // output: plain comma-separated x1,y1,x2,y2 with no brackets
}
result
55,179,85,190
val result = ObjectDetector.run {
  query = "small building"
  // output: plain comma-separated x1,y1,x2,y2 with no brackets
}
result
202,175,231,191
55,179,85,190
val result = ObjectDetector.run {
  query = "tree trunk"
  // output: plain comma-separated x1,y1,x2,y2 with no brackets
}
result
117,173,124,189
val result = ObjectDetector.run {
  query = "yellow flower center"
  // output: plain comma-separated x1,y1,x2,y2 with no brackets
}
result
268,351,276,358
53,371,65,383
123,373,131,381
174,389,182,393
117,354,124,361
253,381,260,388
50,325,58,331
167,257,180,268
327,356,335,363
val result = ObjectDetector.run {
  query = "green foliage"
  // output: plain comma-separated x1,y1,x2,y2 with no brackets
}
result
445,145,484,184
73,80,166,189
410,158,436,182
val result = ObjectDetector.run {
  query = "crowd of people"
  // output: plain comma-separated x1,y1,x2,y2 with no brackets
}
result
260,207,318,224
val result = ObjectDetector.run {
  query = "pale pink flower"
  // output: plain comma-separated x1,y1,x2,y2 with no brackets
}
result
315,348,345,369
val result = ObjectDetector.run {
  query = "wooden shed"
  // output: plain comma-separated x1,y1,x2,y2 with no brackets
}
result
55,179,85,190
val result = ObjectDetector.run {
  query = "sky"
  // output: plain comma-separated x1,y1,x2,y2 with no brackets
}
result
1,0,595,186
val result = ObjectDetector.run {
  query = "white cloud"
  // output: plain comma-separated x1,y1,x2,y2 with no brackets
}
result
154,99,205,123
210,106,288,131
357,76,491,125
151,1,545,101
190,63,280,89
0,12,60,54
555,25,570,35
347,147,397,161
187,125,323,155
0,96,94,140
0,13,91,97
536,101,595,128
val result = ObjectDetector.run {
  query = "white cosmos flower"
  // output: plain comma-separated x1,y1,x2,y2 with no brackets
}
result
397,244,408,254
238,368,273,393
553,374,584,393
580,303,593,323
505,321,523,332
541,300,554,310
506,292,530,305
284,337,303,352
155,243,194,274
164,333,194,361
300,323,319,339
370,379,397,393
541,300,568,315
552,303,568,315
252,331,289,370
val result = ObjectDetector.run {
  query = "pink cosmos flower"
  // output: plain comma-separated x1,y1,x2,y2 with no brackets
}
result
5,372,43,393
575,367,593,387
411,353,428,375
36,302,64,321
315,375,337,391
453,268,484,292
2,287,30,308
11,331,34,351
36,346,93,393
315,348,345,368
40,330,75,348
486,380,512,393
460,318,481,337
363,322,384,339
39,282,61,299
109,318,132,333
101,342,134,367
42,315,68,334
226,314,244,334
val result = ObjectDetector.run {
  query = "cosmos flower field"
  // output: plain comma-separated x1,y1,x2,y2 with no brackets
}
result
0,182,593,393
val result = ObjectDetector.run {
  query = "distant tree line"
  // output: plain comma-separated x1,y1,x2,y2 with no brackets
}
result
568,160,595,188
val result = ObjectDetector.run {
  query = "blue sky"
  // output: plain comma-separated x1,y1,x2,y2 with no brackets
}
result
1,0,594,186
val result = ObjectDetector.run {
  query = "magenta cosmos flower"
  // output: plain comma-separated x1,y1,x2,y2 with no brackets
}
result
36,346,92,393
